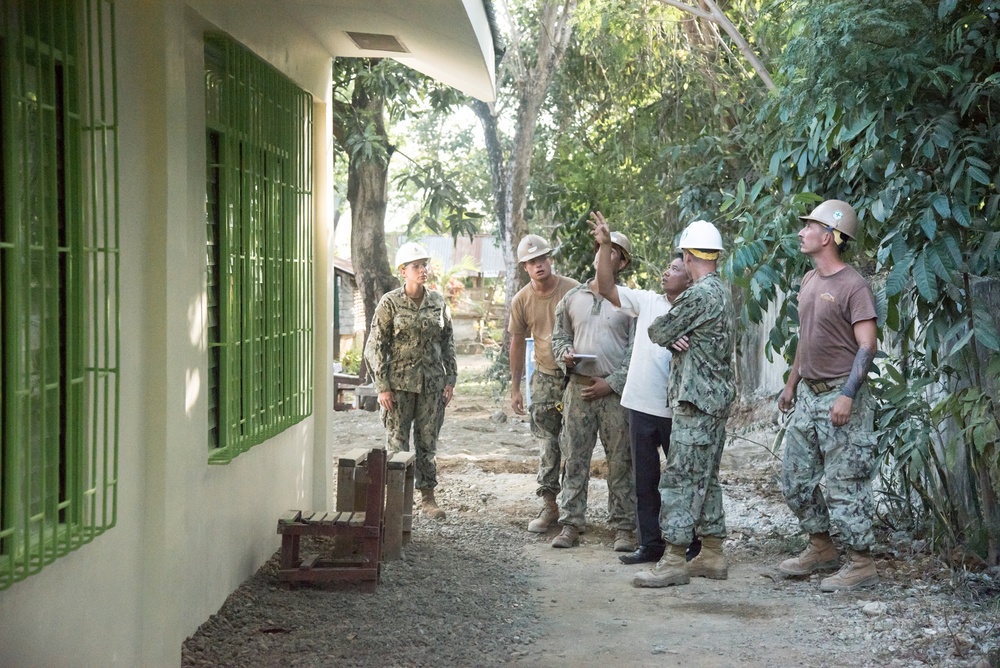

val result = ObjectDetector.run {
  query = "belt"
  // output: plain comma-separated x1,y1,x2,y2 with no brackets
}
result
803,376,849,394
571,373,605,385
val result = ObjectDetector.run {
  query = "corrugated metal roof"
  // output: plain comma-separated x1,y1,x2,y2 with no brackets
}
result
396,234,506,278
333,256,355,275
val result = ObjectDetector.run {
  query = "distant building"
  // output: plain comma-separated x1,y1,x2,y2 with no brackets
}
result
414,233,507,285
333,257,365,358
398,234,507,352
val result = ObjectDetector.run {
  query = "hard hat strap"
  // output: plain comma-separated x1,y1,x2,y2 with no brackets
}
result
688,248,719,261
824,226,844,245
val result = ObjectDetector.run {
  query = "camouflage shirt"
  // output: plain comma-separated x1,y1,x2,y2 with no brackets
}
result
647,272,735,417
364,287,457,394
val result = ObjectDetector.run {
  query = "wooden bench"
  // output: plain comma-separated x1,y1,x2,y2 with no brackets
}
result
384,451,416,561
274,447,416,588
333,373,362,411
276,448,386,590
333,373,379,411
335,448,414,561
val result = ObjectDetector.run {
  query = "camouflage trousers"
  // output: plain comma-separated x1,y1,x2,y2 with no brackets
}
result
529,370,566,497
381,383,446,491
782,382,877,550
557,378,636,530
659,401,727,546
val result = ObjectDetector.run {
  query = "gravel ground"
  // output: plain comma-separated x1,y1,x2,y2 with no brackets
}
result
181,465,1000,668
181,515,540,668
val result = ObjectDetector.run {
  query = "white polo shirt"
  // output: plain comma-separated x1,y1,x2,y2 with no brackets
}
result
616,286,673,418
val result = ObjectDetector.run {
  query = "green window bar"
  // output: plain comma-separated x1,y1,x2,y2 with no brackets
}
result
205,34,313,464
0,0,120,590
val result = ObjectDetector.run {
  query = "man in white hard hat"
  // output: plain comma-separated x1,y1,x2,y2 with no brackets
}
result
776,199,880,592
509,234,580,532
634,219,736,588
548,232,637,552
588,211,696,566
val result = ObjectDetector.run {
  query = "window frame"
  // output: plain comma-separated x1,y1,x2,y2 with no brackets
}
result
204,34,313,464
0,0,120,591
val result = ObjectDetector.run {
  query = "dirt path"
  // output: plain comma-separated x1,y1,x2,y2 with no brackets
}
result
184,355,997,667
432,356,995,667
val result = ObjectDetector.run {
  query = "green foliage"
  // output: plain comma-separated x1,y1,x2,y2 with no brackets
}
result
340,347,362,375
396,162,484,241
717,0,1000,563
532,0,777,288
515,0,1000,563
484,345,511,403
332,58,486,243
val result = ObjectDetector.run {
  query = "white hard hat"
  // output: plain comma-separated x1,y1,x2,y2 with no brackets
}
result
800,199,858,240
516,234,553,263
678,220,724,251
394,242,431,269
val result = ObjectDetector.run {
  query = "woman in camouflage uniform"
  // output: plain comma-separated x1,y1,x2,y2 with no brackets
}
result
364,242,457,519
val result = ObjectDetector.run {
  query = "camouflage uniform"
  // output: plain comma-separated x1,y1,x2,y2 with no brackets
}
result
529,369,566,496
647,272,735,546
364,287,457,490
552,282,636,531
782,377,877,550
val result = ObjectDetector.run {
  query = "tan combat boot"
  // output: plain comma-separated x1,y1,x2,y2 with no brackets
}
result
527,491,559,533
632,544,690,587
778,532,840,576
551,525,580,548
420,489,446,520
820,549,879,592
614,530,636,553
687,535,728,579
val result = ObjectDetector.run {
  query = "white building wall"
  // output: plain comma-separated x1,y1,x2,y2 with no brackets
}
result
0,1,335,666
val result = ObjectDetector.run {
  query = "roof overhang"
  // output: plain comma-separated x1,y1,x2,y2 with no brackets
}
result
283,0,497,102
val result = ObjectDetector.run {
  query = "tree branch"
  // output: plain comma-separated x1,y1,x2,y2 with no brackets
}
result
656,0,776,91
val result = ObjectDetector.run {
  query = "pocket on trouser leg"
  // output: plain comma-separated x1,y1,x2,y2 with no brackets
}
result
837,430,877,481
664,422,713,481
530,404,562,439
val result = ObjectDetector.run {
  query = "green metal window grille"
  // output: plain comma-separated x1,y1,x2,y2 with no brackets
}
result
204,34,313,464
0,0,120,590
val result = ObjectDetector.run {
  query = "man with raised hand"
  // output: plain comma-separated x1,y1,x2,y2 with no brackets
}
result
509,235,580,533
776,199,880,592
589,211,693,566
634,219,736,588
548,232,637,552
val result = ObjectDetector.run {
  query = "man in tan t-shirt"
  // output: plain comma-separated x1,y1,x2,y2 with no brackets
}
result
776,199,879,592
509,234,579,532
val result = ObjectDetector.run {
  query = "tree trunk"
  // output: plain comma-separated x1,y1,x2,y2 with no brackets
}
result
345,81,397,381
471,99,518,351
657,0,775,90
473,0,579,357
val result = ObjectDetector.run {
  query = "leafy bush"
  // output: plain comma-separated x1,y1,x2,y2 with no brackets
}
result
340,347,362,375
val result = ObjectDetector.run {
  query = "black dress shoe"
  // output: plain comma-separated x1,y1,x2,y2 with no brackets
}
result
618,545,664,565
685,537,702,562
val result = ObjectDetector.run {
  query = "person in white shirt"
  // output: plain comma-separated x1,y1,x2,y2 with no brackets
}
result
590,211,694,565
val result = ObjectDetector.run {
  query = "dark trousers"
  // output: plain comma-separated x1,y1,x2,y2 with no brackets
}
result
628,409,672,550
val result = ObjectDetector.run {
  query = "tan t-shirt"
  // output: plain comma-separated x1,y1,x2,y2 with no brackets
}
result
509,276,579,374
796,265,876,380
